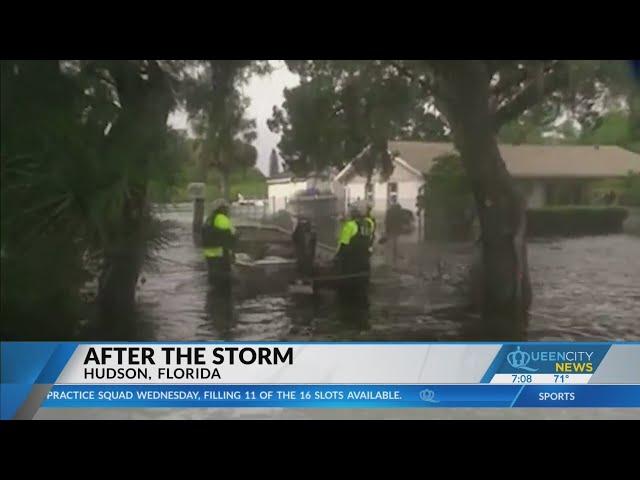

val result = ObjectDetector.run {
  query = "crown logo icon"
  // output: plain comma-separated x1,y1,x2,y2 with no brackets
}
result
419,388,439,403
507,346,538,372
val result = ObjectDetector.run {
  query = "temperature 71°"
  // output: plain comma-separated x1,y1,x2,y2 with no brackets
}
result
554,374,570,383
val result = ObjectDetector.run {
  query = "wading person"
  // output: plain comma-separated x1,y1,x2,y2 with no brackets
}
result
335,201,373,303
202,199,236,295
292,216,317,281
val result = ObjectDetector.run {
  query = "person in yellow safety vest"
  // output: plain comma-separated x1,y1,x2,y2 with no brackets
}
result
202,199,236,293
336,202,371,307
335,201,373,288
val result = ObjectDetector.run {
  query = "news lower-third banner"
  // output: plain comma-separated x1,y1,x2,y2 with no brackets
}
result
2,342,639,419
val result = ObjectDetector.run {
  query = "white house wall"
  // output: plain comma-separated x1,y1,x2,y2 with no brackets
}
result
397,181,420,215
344,183,366,210
338,160,424,218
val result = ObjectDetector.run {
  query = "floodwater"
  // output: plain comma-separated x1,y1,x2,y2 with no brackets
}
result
115,204,640,342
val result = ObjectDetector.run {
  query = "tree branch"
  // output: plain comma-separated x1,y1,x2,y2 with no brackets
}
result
490,66,529,97
493,62,569,129
388,61,432,92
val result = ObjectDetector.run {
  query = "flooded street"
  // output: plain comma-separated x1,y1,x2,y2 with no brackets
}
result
126,204,640,342
527,235,640,340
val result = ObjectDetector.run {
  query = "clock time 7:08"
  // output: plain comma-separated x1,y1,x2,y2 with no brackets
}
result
511,374,533,383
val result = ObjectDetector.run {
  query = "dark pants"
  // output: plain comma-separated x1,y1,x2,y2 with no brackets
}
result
336,253,370,305
336,262,370,330
207,257,231,296
295,249,314,278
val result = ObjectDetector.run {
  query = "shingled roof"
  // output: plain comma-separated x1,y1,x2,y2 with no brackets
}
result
388,141,640,179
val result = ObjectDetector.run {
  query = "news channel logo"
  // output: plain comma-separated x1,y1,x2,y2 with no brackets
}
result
507,346,539,372
419,388,439,403
503,345,598,374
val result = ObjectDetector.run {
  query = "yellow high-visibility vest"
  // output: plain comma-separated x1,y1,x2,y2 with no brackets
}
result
203,213,235,258
338,219,359,247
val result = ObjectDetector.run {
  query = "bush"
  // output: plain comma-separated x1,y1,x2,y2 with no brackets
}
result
422,153,475,241
619,172,640,206
526,206,629,237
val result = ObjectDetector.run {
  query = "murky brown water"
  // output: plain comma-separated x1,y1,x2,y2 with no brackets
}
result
122,204,640,342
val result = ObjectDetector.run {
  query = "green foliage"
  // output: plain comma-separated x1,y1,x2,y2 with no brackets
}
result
1,60,181,338
270,60,639,182
580,111,632,145
498,102,569,145
423,154,473,204
1,60,105,337
526,206,629,237
498,120,546,144
619,172,640,206
184,61,265,198
149,167,267,203
421,154,475,240
268,61,447,178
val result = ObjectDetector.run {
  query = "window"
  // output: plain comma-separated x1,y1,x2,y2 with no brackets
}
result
388,182,398,205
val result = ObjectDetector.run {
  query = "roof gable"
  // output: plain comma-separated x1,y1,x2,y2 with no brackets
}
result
340,141,640,179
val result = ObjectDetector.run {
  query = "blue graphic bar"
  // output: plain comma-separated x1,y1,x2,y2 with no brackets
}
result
41,384,640,409
43,384,519,408
513,385,640,408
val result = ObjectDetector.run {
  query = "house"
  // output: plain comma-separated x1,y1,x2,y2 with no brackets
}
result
266,169,338,214
334,141,640,219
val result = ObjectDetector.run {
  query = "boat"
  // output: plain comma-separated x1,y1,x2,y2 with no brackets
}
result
230,222,340,295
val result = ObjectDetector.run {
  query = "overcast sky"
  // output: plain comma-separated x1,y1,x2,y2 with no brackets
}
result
168,61,300,176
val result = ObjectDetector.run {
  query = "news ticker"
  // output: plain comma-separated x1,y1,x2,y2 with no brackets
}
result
2,342,639,419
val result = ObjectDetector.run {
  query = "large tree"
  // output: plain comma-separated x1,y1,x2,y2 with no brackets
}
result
184,61,268,200
268,61,447,179
1,60,184,337
270,60,635,336
88,60,179,321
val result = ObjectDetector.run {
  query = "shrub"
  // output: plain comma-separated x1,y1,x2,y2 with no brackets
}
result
526,206,629,237
589,172,640,207
618,172,640,206
422,153,475,240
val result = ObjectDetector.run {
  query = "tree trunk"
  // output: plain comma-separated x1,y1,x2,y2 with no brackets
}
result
433,61,532,338
97,184,147,329
98,246,142,321
95,60,174,326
